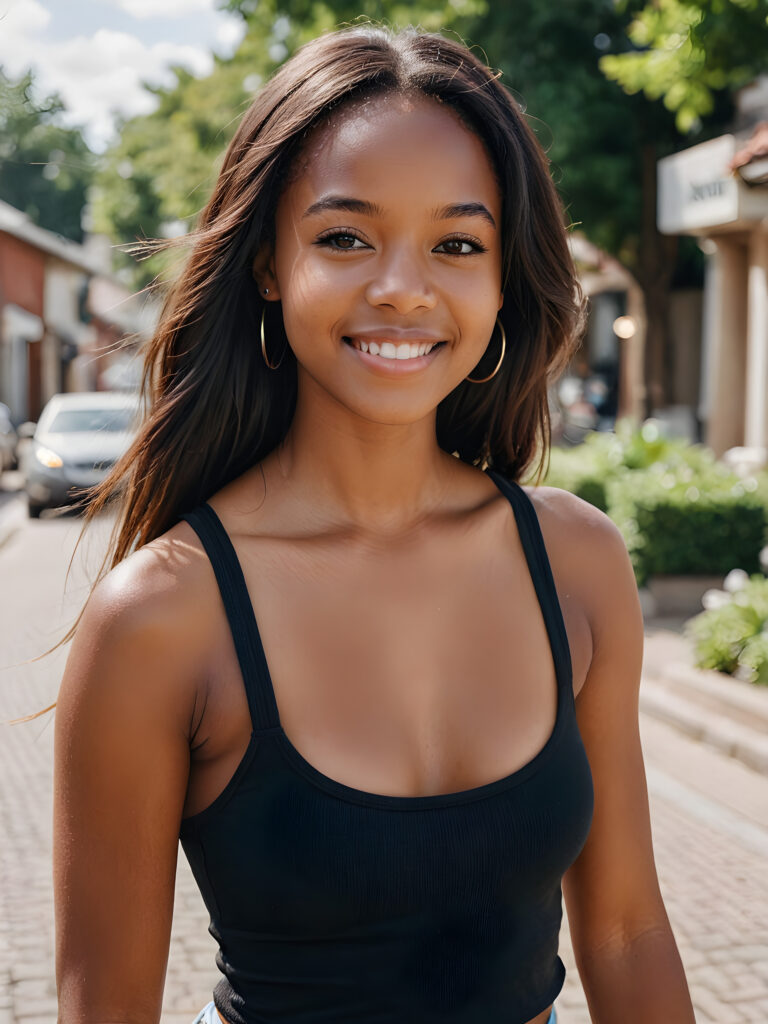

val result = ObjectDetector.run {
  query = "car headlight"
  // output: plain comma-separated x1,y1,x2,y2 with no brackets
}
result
35,445,63,468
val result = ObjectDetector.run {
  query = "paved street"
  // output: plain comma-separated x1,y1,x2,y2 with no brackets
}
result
1,505,767,1024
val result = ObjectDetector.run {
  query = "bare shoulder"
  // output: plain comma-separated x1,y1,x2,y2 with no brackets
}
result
83,519,215,649
58,517,219,736
521,482,623,545
95,517,212,614
520,483,640,639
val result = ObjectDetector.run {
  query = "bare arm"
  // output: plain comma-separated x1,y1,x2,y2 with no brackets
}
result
557,496,695,1023
54,544,205,1023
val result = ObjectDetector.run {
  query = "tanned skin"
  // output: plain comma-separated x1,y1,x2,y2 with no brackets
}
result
54,94,695,1023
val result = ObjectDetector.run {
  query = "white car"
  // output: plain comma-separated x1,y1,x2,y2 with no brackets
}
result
23,391,141,518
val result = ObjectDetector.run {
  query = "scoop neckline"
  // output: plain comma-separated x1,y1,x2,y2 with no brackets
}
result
183,467,575,816
271,686,569,810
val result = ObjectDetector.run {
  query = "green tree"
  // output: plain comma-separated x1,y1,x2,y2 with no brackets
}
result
91,59,252,283
0,67,95,242
451,0,698,416
600,0,768,133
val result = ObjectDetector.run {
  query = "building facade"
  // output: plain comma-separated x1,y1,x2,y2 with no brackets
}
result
658,77,768,463
0,201,157,424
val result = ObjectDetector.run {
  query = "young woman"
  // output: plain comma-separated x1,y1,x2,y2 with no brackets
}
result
53,24,695,1024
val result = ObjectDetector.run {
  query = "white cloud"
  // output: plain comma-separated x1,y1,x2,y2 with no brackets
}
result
0,1,53,79
0,0,50,44
215,17,246,54
0,1,217,150
96,0,216,17
41,30,214,144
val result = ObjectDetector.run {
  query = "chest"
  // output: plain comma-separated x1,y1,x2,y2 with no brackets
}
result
188,512,590,814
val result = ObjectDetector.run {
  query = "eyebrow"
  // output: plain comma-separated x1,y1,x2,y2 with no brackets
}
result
301,195,497,229
436,202,497,230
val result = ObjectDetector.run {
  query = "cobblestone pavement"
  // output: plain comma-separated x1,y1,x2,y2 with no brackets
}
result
1,513,767,1024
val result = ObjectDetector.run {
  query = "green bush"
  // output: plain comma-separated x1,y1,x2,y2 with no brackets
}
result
606,463,767,587
544,420,768,586
685,574,768,685
543,418,719,514
589,417,716,473
543,445,610,511
741,633,768,686
754,467,768,511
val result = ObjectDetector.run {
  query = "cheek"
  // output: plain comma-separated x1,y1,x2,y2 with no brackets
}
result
443,268,503,328
276,246,358,320
275,255,353,365
448,270,499,304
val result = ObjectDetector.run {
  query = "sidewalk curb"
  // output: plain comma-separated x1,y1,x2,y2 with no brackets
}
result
639,677,768,775
653,659,768,731
640,620,768,775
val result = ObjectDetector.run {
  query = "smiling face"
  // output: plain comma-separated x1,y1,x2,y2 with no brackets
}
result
254,91,504,427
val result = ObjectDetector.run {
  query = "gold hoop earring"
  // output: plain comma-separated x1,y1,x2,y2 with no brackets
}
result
465,317,506,383
261,305,284,370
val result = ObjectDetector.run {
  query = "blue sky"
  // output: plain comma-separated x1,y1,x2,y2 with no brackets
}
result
0,0,246,149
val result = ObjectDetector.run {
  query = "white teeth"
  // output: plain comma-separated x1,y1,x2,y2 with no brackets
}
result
352,339,440,360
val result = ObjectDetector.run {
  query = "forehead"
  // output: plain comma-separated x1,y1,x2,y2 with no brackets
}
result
281,92,501,219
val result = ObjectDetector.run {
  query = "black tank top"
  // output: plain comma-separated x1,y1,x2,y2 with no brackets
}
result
178,469,594,1024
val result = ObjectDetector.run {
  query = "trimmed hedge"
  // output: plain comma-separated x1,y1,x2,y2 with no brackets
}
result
606,464,767,588
543,421,768,588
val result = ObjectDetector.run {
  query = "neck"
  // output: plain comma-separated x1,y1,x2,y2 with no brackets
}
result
270,380,462,535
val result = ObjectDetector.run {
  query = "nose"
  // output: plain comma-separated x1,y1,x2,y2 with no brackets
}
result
364,244,437,314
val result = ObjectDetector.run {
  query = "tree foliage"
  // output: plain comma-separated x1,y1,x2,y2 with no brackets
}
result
458,0,682,268
600,0,768,132
0,67,95,242
91,58,254,282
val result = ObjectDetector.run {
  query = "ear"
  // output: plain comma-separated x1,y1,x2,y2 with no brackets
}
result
497,292,504,312
251,242,280,301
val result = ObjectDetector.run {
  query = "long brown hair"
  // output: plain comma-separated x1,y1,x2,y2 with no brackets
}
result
28,23,585,688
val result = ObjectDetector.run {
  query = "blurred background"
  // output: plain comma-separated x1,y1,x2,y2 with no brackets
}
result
1,2,767,1022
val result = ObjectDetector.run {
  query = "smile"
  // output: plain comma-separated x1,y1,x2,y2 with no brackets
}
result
344,337,445,361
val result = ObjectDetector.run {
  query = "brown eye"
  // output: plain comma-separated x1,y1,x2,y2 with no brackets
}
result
315,232,368,251
434,237,485,255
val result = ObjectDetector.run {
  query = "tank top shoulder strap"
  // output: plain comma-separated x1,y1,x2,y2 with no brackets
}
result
178,503,281,734
486,469,573,692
